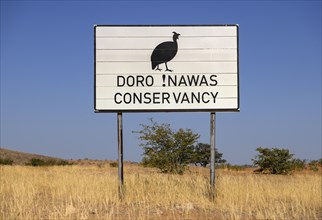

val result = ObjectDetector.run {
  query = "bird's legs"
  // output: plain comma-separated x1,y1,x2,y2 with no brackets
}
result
165,63,173,72
155,65,162,71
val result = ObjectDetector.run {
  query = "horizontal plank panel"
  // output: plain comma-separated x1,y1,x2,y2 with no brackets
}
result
96,73,238,87
95,98,238,111
96,37,237,50
96,48,237,62
96,86,238,99
96,61,237,74
96,26,238,37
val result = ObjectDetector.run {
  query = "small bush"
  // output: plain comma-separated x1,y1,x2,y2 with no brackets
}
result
0,158,14,165
110,162,118,167
45,159,58,166
253,147,295,175
26,158,72,166
291,159,306,171
134,119,200,174
27,158,46,166
308,160,320,172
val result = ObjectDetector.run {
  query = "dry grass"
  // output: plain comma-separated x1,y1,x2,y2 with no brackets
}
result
0,164,321,220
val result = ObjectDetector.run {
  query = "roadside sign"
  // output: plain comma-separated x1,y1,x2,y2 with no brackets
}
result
94,25,239,112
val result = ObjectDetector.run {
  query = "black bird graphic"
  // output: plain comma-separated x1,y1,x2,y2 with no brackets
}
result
151,32,180,72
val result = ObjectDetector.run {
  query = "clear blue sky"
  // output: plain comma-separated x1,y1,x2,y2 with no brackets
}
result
1,1,321,164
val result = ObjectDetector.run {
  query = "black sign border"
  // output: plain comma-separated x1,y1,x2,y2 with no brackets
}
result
94,24,239,113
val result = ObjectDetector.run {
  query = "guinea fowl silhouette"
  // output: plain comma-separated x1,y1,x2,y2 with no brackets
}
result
151,32,180,72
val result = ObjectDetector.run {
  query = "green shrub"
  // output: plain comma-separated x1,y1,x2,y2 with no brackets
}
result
110,162,118,167
308,160,319,172
26,158,46,166
188,143,226,167
0,158,14,165
26,158,72,166
134,119,200,174
291,159,306,171
252,147,295,175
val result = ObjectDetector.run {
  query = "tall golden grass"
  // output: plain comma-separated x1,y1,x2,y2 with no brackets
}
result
1,164,321,219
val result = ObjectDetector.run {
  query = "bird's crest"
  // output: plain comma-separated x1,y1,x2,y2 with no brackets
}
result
172,32,180,40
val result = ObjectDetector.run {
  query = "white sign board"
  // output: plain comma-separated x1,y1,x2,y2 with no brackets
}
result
95,25,239,112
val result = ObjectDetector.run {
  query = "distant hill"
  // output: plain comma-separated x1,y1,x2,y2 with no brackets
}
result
0,147,118,166
0,147,63,165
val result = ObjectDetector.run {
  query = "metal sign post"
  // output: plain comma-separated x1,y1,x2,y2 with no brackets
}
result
210,112,216,199
117,112,124,199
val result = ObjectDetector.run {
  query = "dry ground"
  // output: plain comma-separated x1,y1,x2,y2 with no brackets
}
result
1,163,321,220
